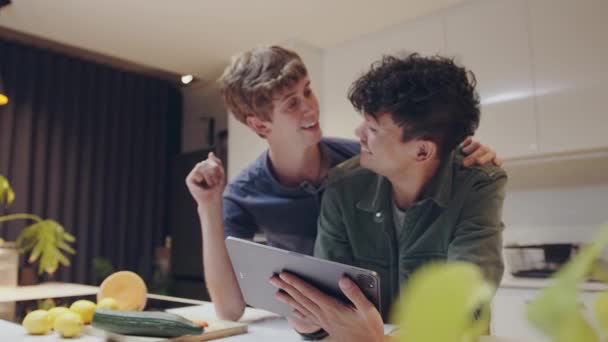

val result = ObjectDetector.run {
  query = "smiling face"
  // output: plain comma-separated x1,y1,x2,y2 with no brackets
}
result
250,76,322,149
347,54,481,164
355,113,423,177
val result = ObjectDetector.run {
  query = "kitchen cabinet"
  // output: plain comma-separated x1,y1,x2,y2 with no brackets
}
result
491,287,601,341
527,0,608,154
492,288,547,341
320,0,608,160
442,0,608,160
444,0,538,159
322,14,445,141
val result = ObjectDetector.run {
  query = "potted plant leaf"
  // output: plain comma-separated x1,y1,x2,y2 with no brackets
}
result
0,174,76,280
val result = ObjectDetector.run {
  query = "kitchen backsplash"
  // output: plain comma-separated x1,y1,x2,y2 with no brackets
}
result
499,151,608,245
502,183,608,245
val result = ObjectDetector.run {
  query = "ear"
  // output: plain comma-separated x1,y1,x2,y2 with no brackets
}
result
415,140,438,162
246,116,271,138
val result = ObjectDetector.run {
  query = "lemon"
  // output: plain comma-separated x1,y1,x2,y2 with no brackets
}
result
22,310,52,335
48,307,71,325
53,311,83,338
97,297,119,310
69,300,96,324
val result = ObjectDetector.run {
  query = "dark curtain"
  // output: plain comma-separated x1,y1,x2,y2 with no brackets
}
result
0,39,182,285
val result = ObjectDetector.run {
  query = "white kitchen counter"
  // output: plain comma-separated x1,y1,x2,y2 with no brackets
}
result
0,283,99,303
0,303,394,342
0,282,524,341
0,309,525,342
500,274,608,292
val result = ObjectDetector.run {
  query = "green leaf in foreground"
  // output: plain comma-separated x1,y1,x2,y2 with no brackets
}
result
392,262,493,342
527,223,608,342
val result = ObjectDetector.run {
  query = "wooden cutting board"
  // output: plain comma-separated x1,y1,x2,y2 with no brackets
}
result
84,319,248,341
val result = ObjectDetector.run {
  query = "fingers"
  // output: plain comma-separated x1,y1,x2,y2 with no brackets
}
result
286,316,320,333
276,289,316,323
186,168,204,185
339,277,373,311
462,138,480,155
201,167,220,188
462,139,503,167
279,293,315,321
208,152,224,166
185,168,205,190
204,163,224,187
270,275,321,320
476,150,497,165
186,157,226,189
292,309,306,320
462,146,488,167
493,157,504,167
279,272,339,308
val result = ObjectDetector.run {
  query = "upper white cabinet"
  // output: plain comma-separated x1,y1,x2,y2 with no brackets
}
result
528,0,608,154
321,0,608,160
444,0,539,159
322,15,445,140
444,0,608,159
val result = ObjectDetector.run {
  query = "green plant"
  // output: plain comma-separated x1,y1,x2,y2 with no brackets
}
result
93,257,115,284
37,298,57,311
392,262,493,342
527,223,608,342
0,174,76,275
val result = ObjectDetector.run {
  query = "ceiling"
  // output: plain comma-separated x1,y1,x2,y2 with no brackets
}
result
0,0,465,83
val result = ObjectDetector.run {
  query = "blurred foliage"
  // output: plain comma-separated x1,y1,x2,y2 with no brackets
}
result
37,298,56,311
393,262,492,342
527,223,608,342
0,174,76,275
93,257,115,284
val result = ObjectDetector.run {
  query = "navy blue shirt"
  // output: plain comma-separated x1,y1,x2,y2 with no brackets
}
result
223,137,360,255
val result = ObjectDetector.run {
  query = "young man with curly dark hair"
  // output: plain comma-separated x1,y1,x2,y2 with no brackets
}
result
271,54,507,341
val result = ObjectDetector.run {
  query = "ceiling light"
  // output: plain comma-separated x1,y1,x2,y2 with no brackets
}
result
181,75,194,85
0,94,8,106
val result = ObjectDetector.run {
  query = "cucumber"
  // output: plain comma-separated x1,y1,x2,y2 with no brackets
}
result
92,309,204,338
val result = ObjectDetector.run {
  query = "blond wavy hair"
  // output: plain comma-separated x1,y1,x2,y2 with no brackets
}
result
218,46,308,124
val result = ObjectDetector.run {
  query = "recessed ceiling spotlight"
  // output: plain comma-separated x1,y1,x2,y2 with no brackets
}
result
181,75,194,85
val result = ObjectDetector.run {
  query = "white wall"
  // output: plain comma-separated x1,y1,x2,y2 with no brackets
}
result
500,153,608,245
322,0,608,158
322,13,446,139
181,82,228,154
502,185,608,245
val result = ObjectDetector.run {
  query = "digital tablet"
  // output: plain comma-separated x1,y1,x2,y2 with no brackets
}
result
225,237,381,318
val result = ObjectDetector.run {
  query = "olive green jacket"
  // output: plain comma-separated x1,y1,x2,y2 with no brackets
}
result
314,152,507,320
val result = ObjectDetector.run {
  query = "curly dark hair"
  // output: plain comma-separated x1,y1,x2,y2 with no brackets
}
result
348,53,480,159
